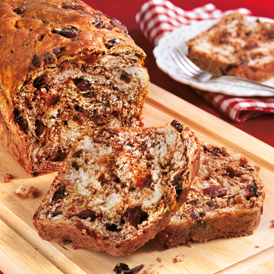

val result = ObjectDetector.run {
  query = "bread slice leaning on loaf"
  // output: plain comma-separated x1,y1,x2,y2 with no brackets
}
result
33,121,200,256
187,12,274,82
155,141,265,249
0,0,149,176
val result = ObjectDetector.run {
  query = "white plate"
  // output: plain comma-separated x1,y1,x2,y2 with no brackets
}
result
153,16,274,97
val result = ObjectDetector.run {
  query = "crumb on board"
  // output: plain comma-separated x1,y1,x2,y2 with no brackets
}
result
3,173,13,183
142,267,154,274
174,254,184,263
270,220,274,228
14,185,40,198
156,257,162,263
186,242,193,248
255,246,260,248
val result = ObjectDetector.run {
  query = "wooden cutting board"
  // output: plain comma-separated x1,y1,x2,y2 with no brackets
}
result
0,83,274,274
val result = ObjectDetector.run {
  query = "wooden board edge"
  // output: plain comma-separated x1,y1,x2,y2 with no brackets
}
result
213,244,274,274
0,217,63,274
0,203,87,274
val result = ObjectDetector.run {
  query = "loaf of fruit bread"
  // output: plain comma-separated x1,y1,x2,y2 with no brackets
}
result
32,121,200,256
186,12,274,82
155,141,265,249
0,0,149,176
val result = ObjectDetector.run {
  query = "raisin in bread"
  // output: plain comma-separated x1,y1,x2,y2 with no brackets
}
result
155,141,265,249
186,12,274,82
0,0,149,176
32,121,200,256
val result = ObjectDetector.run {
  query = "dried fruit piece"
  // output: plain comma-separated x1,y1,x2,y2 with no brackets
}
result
52,27,80,38
72,150,82,158
113,263,144,274
246,183,260,199
43,53,55,64
71,161,80,170
202,185,227,198
35,120,46,137
79,53,97,64
268,31,274,39
105,38,120,49
190,211,198,219
47,94,60,107
14,7,25,14
124,205,148,227
211,147,221,156
33,75,47,90
120,72,132,83
93,20,105,29
14,109,28,133
79,210,96,221
62,3,84,10
52,184,67,202
135,173,152,189
72,115,83,125
244,44,258,50
51,150,68,162
171,120,183,132
73,78,91,91
32,54,41,67
106,224,122,232
111,18,128,33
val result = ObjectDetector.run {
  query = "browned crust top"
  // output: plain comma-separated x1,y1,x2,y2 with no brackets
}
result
0,0,145,102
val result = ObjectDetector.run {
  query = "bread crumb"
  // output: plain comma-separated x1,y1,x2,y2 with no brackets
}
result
270,220,274,228
186,242,193,248
149,264,154,267
142,268,154,274
3,173,13,183
14,185,40,198
174,254,184,263
156,257,162,263
159,265,164,268
255,246,260,248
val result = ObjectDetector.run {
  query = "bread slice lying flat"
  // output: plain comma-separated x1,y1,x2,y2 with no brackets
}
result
33,121,200,256
187,12,274,82
155,141,265,249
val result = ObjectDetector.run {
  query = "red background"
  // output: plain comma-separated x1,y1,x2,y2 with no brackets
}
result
84,0,274,147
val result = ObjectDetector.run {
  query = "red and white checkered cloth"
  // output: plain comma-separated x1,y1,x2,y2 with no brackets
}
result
136,0,274,122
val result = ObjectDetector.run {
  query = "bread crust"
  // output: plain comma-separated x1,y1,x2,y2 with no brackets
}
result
33,122,200,256
0,0,149,176
187,13,274,82
155,141,265,249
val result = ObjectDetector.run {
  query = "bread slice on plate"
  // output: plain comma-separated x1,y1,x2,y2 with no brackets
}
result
155,141,265,249
187,12,274,82
33,121,200,256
